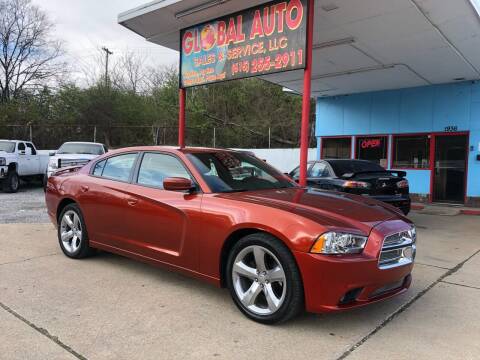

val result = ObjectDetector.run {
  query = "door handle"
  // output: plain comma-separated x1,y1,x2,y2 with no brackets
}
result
127,198,138,206
80,185,89,192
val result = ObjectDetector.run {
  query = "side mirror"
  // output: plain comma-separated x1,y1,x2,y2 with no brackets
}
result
163,177,195,192
49,151,56,156
19,150,26,155
284,172,292,178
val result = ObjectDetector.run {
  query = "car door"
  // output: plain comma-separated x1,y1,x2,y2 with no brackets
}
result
25,143,40,174
122,152,203,269
77,152,139,247
16,142,29,176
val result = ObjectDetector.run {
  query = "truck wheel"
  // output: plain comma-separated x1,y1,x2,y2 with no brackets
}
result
226,233,304,324
3,171,19,193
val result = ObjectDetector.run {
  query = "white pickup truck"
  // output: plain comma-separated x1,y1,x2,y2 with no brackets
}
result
0,140,49,192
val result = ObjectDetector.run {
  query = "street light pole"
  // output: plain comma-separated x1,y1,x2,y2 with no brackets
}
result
102,47,113,87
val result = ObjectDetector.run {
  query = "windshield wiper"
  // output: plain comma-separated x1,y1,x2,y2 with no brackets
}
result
221,189,249,193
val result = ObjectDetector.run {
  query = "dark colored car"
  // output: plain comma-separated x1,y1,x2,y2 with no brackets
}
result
289,160,411,215
45,147,416,324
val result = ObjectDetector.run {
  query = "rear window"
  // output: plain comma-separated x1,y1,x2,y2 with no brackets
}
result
329,160,386,176
57,143,104,155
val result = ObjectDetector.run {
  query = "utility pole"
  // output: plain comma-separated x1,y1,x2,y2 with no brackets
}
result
101,47,113,87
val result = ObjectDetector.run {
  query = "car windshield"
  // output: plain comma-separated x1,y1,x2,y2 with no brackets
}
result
328,160,386,176
57,143,103,155
187,151,296,193
0,141,15,153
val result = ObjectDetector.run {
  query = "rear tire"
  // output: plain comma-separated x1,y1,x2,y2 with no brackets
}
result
226,233,304,324
3,171,19,193
57,203,95,259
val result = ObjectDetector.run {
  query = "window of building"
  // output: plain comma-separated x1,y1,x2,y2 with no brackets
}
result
392,135,430,169
137,153,191,189
355,136,388,167
321,137,351,159
100,153,137,182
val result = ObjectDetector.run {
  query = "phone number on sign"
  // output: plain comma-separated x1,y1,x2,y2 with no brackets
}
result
231,50,303,76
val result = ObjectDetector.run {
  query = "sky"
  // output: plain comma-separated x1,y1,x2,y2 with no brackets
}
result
31,0,179,83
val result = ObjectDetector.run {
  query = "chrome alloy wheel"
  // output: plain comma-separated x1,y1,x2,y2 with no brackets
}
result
232,245,287,316
60,210,82,254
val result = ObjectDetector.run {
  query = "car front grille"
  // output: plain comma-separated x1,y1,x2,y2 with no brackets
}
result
378,229,416,269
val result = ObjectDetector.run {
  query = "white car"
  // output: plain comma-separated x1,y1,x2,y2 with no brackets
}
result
0,140,49,192
47,142,108,178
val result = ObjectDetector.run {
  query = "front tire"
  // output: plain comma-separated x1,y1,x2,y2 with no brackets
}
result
3,171,19,193
57,203,95,259
226,233,304,324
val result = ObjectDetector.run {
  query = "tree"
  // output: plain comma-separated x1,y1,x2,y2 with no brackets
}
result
0,0,64,102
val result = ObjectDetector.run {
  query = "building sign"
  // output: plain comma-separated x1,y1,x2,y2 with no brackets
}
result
180,0,308,88
361,138,382,149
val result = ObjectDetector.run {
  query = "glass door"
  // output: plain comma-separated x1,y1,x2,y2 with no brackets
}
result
433,134,468,203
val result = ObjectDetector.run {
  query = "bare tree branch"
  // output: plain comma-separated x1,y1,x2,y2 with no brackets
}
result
0,0,65,102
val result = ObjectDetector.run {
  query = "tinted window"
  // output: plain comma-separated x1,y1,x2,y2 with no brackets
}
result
57,143,104,155
18,142,25,151
25,143,37,155
355,136,388,166
101,153,137,182
93,160,106,176
187,151,295,192
392,135,430,169
309,162,329,177
290,166,300,179
322,138,351,159
329,160,386,177
137,153,191,189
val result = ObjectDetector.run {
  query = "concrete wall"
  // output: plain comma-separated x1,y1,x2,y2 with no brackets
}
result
239,148,317,173
316,81,480,198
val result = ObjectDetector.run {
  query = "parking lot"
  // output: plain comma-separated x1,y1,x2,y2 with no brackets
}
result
1,187,479,360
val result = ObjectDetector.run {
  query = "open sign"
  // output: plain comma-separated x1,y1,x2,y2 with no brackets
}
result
361,138,382,149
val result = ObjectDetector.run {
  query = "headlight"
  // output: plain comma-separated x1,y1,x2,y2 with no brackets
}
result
0,157,5,166
48,159,58,170
409,225,416,243
311,232,368,254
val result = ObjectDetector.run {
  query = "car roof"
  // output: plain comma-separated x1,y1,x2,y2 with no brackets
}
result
101,146,248,156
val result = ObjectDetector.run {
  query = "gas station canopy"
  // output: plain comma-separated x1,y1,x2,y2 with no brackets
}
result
119,0,480,97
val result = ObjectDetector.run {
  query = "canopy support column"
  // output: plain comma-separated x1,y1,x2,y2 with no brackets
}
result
299,0,315,187
178,88,186,148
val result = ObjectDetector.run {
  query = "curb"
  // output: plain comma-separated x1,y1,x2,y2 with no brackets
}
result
460,209,480,216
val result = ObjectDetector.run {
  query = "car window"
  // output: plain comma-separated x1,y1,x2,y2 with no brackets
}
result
25,143,37,155
137,153,191,189
100,153,137,182
309,162,329,177
92,160,106,176
187,151,295,193
57,143,104,155
17,142,25,152
290,166,300,179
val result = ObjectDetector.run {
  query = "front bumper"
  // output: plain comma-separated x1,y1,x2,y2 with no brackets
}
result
295,220,414,313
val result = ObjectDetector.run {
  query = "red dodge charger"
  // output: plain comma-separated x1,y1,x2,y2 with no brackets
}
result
45,147,416,324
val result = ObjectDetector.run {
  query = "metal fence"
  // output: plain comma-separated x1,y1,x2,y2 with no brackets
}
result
0,124,316,150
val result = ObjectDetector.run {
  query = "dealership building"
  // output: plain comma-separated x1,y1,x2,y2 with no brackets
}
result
120,0,480,206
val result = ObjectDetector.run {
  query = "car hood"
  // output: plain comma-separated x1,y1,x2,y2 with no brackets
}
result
217,188,405,234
